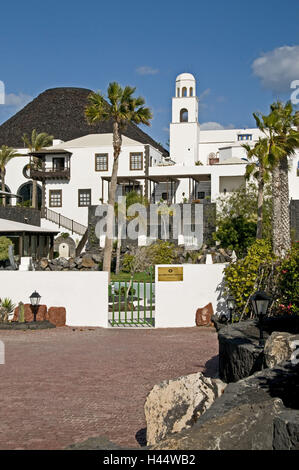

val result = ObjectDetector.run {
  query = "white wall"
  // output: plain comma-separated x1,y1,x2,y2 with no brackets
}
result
155,264,226,328
0,271,108,327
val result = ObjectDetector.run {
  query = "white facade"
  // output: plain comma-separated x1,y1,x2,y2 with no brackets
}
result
0,271,108,327
155,264,226,328
2,72,299,236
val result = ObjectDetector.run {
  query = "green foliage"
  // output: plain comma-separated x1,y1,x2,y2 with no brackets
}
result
0,236,12,261
1,298,15,313
17,200,32,207
121,241,176,274
18,302,25,323
0,297,16,323
214,216,256,257
148,240,176,265
114,286,136,297
277,243,299,315
60,233,70,239
121,254,135,273
224,240,273,317
214,182,272,255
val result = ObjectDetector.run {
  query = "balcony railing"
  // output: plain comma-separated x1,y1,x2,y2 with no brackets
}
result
30,167,70,180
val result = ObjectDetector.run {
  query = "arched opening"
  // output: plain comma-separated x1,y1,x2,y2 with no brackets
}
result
182,87,187,97
189,87,193,96
17,182,42,208
177,88,180,97
180,108,188,122
0,185,11,206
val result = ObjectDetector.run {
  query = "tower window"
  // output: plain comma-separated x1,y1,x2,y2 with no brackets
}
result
189,87,193,96
180,108,188,122
182,87,187,97
177,88,180,97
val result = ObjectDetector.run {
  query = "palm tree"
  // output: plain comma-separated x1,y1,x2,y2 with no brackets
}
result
243,138,271,239
85,83,152,276
22,129,53,209
253,102,299,256
0,146,20,206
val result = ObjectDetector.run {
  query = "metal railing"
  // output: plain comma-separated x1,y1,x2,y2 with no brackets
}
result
108,268,155,327
42,207,87,236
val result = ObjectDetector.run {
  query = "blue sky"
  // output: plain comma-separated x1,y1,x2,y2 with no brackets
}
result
0,0,299,147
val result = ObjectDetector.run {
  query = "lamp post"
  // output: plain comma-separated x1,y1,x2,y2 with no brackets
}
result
250,290,271,348
29,291,41,322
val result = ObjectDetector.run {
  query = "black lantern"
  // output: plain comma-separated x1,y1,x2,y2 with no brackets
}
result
250,290,271,347
29,291,41,322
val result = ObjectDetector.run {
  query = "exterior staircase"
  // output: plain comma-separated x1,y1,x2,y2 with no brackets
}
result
41,207,87,236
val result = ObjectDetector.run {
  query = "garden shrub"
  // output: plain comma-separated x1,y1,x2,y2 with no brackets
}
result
0,236,13,261
121,254,135,273
214,215,256,257
277,243,299,315
224,239,273,318
147,240,176,265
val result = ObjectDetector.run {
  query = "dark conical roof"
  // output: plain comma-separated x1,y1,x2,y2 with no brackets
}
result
0,87,168,155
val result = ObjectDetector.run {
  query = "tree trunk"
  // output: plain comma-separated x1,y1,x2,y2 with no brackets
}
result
102,121,122,279
32,180,38,209
256,167,264,239
115,226,122,274
1,169,6,207
272,164,283,256
279,155,291,254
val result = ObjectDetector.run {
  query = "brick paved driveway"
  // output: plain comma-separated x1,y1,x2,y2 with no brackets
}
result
0,326,218,449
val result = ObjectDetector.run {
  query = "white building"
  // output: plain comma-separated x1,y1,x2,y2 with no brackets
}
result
2,73,299,238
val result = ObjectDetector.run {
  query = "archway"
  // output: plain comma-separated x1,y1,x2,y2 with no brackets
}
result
17,182,42,208
180,108,188,122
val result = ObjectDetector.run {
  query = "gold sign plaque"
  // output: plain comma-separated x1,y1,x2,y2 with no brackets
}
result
158,267,183,282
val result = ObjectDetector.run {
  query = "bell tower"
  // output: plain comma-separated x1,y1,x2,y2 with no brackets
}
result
170,73,200,165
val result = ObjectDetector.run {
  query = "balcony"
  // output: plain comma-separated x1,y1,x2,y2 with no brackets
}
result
30,167,70,180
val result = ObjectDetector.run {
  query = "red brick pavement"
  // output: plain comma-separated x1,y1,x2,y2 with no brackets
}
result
0,326,218,449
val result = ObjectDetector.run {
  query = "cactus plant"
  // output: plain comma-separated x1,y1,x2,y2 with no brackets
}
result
18,302,25,323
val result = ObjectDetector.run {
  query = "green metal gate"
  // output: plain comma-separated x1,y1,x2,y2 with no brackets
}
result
108,268,155,327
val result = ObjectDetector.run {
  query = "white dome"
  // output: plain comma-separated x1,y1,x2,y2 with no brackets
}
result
176,73,195,82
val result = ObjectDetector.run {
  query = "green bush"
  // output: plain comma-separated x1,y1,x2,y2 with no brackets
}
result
0,236,13,261
121,254,135,273
214,182,272,256
148,240,176,265
224,239,273,317
277,243,299,315
214,215,257,257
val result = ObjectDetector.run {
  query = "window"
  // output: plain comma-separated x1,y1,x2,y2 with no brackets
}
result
95,153,108,171
161,192,168,201
197,192,205,199
180,108,188,122
130,152,143,170
177,88,180,97
49,190,62,207
189,87,193,96
78,189,91,207
182,87,187,97
238,134,252,141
